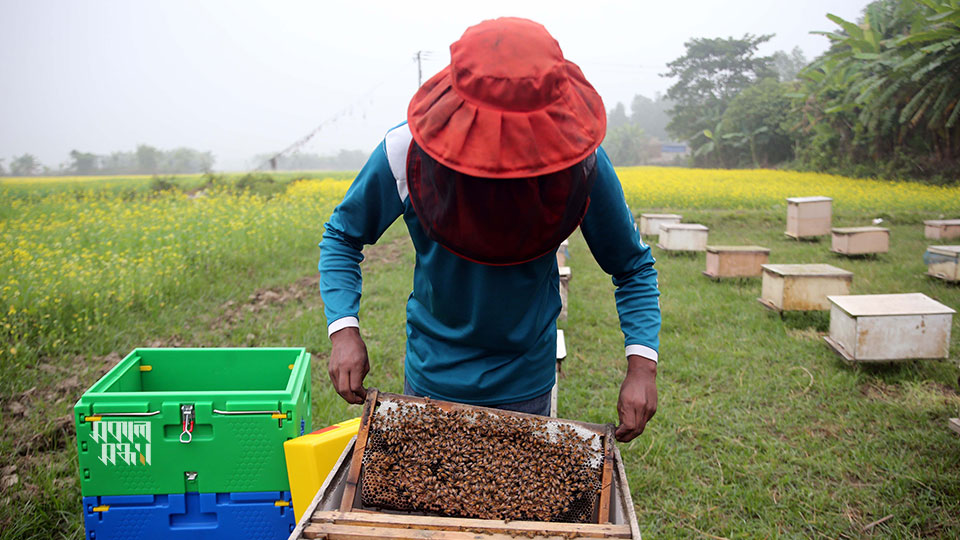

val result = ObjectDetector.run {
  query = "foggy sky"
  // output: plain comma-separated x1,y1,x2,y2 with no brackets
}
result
1,0,870,171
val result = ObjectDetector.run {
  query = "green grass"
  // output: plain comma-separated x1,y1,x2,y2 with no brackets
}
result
1,182,959,538
563,211,960,538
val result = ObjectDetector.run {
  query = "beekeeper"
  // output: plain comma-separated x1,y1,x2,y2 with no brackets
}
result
319,17,660,442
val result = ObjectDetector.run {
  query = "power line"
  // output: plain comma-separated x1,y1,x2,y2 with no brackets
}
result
255,59,419,172
578,60,663,72
416,51,422,87
414,50,437,87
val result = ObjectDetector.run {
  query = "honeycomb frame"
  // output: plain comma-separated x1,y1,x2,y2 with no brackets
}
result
339,389,615,525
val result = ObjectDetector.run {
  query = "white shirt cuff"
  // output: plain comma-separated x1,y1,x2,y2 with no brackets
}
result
625,344,658,362
327,316,359,337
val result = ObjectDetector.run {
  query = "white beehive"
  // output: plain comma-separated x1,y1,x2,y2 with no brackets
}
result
924,219,960,240
556,239,569,267
786,196,832,239
550,329,567,418
759,264,853,311
657,223,708,252
925,245,960,282
824,293,955,362
831,226,890,256
639,213,682,237
558,266,571,321
703,246,770,279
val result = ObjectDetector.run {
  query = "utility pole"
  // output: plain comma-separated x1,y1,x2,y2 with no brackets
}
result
415,50,423,87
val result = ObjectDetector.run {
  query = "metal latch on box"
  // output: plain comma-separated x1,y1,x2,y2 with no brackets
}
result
180,404,195,444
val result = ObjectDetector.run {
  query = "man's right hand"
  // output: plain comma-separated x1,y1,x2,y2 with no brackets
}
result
328,326,369,404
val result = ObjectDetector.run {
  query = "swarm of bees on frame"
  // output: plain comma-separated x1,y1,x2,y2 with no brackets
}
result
359,400,603,523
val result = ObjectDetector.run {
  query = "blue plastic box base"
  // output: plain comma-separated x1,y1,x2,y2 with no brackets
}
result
83,491,295,540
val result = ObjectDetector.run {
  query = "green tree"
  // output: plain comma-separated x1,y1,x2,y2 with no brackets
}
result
771,46,808,82
254,148,363,171
136,144,161,174
797,0,960,179
719,78,798,167
663,34,776,165
102,151,136,174
603,124,655,166
163,147,215,174
608,102,629,130
69,150,100,175
9,153,41,176
629,94,673,140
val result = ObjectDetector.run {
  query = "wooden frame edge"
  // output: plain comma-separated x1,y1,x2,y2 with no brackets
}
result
288,436,356,540
339,388,379,512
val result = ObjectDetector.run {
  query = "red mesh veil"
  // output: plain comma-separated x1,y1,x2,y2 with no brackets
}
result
407,142,597,266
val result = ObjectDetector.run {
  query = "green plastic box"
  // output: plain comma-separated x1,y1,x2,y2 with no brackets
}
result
74,348,312,497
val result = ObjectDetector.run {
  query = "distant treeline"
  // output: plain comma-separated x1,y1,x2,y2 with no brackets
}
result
2,145,215,176
601,94,676,167
594,47,806,167
252,149,368,172
2,146,372,177
618,0,960,183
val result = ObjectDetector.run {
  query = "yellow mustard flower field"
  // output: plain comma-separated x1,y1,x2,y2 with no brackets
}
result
1,168,958,363
0,178,350,362
616,167,960,214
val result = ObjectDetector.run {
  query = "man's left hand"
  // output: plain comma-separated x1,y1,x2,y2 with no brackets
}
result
615,355,657,442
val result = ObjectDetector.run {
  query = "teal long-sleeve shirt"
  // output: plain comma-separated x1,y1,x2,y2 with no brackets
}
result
319,123,660,406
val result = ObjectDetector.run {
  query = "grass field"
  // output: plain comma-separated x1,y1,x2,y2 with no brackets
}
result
1,168,959,538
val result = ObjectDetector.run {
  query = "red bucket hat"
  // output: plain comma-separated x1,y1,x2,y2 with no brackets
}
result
408,17,606,178
405,18,606,266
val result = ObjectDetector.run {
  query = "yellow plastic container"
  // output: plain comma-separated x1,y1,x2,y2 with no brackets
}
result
283,417,361,521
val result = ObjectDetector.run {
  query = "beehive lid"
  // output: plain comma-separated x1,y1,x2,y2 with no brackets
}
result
559,266,572,277
556,329,566,360
832,226,889,234
762,263,853,278
927,245,960,257
827,293,955,317
661,223,708,231
786,196,832,203
641,213,682,219
924,219,960,226
706,245,769,253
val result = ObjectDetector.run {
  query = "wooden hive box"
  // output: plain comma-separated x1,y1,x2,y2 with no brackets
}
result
556,239,570,267
924,219,960,240
559,266,572,321
657,223,708,252
831,226,890,256
925,245,960,282
289,438,641,539
785,196,832,239
638,213,681,237
289,391,642,540
703,245,770,279
824,293,955,362
759,264,853,311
